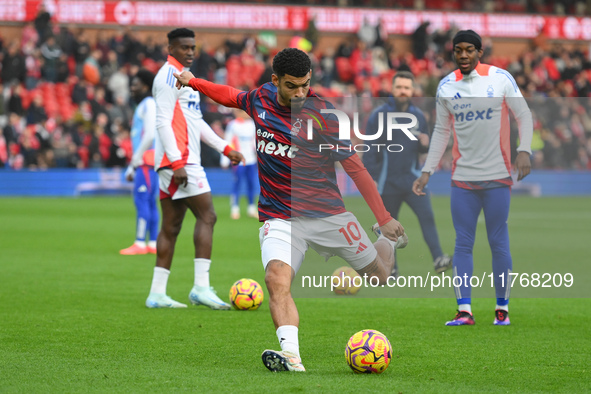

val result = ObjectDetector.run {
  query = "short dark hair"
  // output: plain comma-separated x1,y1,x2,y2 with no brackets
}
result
272,48,311,78
167,28,195,44
393,70,415,84
134,68,155,92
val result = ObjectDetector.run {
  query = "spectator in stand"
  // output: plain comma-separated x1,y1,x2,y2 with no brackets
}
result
0,82,6,127
73,30,91,77
40,36,62,83
107,66,130,104
21,22,39,51
56,26,76,58
304,15,319,49
3,113,22,147
8,85,24,116
358,17,377,48
412,21,430,60
26,95,47,126
2,42,26,86
83,49,102,86
110,28,131,65
33,4,52,44
101,50,120,82
23,42,42,90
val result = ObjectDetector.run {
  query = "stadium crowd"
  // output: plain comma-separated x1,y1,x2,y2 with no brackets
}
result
198,0,591,16
1,9,590,171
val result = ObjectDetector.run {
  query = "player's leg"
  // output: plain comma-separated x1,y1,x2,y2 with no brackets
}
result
120,168,150,255
146,196,188,308
482,186,512,325
405,189,452,273
147,168,159,254
183,191,230,310
184,191,216,260
260,220,307,372
266,259,298,329
230,166,243,219
245,164,258,218
446,187,482,325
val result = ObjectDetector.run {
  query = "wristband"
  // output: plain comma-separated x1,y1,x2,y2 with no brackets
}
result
223,145,233,157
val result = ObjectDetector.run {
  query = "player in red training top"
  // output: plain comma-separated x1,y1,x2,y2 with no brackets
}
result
174,48,407,372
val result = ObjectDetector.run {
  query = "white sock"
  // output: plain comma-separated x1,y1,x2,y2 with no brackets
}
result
150,267,170,294
496,304,509,312
148,240,157,249
277,325,300,358
458,304,472,314
194,258,211,288
134,240,147,248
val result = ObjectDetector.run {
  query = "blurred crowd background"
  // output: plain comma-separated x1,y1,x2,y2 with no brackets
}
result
1,0,590,171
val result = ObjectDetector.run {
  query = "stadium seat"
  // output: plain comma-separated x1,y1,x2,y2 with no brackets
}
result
335,57,354,83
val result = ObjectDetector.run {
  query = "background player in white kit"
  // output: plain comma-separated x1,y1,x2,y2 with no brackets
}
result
413,30,533,326
220,109,258,220
145,28,243,309
120,69,159,256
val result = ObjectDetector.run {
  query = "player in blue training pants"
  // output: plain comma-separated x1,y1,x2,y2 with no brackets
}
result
221,109,258,220
413,30,532,326
121,69,159,255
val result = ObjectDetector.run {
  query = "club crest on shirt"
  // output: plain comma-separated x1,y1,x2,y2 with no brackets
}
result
487,85,494,97
291,118,303,136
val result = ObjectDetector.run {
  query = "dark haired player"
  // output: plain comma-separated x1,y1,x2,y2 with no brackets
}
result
145,28,244,309
174,48,407,371
121,69,159,256
413,30,532,326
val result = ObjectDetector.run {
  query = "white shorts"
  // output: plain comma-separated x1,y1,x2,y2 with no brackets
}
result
158,165,211,200
259,212,377,274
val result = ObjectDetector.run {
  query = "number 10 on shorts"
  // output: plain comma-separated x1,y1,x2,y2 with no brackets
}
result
339,222,362,246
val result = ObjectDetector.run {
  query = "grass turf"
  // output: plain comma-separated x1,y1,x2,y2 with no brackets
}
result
0,196,589,392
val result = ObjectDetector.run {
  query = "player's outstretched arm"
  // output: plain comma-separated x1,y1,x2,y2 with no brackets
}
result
173,71,243,109
340,154,405,240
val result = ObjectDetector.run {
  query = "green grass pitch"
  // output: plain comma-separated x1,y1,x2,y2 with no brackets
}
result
0,196,589,392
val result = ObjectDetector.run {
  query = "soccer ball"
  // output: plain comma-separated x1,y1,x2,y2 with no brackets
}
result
332,266,362,295
229,278,264,310
345,329,392,374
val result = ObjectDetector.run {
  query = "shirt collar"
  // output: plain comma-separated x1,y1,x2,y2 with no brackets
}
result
167,55,184,72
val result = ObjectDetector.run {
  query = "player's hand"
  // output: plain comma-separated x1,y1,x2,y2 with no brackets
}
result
173,71,195,90
173,167,188,187
379,218,405,241
412,172,430,196
227,150,245,166
417,133,429,147
515,151,531,181
124,165,135,182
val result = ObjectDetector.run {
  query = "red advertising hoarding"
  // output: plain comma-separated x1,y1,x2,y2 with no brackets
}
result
1,0,590,40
